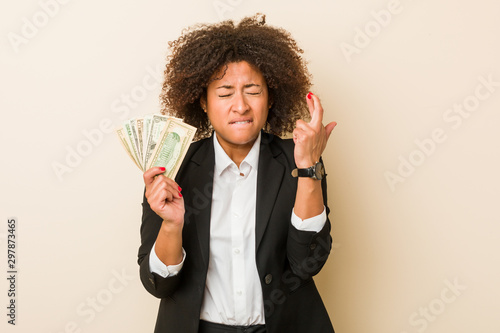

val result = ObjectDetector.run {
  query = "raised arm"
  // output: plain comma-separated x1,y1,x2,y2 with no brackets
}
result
138,166,184,298
293,92,336,220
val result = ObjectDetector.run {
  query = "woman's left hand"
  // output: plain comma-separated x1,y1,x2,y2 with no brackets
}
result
293,92,337,168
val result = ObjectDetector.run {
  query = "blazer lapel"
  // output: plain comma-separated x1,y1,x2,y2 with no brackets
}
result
187,136,215,267
255,133,285,250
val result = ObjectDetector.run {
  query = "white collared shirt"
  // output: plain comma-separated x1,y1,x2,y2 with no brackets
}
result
149,132,326,325
200,131,264,324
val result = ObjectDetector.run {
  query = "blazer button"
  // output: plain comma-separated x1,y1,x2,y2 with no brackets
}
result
265,274,272,285
310,243,317,250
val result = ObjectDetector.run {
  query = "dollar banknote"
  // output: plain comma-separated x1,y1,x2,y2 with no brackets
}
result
116,127,142,169
122,122,142,168
141,114,153,169
115,114,197,178
146,118,197,178
143,114,170,170
129,119,142,164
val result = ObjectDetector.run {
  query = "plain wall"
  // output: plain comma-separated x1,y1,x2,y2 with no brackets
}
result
1,0,499,332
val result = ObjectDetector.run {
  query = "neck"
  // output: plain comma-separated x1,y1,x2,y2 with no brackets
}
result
220,142,253,168
214,135,257,168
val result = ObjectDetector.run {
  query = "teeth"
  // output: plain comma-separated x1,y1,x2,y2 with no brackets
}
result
233,121,250,124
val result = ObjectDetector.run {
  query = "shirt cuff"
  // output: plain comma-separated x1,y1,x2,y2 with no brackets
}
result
149,242,186,278
291,206,327,233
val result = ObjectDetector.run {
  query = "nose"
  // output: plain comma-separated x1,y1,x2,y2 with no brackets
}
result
232,92,249,114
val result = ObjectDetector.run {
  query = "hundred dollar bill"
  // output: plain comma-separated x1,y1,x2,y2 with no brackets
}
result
115,127,142,170
147,118,197,179
143,114,170,168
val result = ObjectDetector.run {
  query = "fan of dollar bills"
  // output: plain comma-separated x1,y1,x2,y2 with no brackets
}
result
115,114,197,179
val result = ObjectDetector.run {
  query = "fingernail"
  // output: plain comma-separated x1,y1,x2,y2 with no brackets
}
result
179,192,183,198
159,167,166,171
307,92,313,99
178,186,182,192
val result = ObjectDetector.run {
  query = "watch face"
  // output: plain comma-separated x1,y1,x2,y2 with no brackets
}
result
315,162,325,179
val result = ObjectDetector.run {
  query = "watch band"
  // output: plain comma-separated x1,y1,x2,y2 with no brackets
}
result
291,161,325,180
292,168,315,178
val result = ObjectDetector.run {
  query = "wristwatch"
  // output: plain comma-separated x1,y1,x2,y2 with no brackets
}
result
291,161,325,180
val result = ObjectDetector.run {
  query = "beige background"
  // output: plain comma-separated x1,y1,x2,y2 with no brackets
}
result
1,0,499,332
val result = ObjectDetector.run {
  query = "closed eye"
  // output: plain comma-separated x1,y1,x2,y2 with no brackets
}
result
218,91,261,97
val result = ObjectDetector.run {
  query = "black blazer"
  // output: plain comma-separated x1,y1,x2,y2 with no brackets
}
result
138,132,334,333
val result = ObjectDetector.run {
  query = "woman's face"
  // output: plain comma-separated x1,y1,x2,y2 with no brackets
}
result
202,61,270,156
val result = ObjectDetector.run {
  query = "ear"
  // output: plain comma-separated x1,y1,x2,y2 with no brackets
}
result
200,95,207,112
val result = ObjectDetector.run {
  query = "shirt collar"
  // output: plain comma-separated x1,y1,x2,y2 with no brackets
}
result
213,131,261,176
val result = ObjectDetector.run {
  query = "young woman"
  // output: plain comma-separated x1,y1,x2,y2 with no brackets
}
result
138,14,336,333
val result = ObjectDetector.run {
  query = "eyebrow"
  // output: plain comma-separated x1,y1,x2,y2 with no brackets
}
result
215,83,262,89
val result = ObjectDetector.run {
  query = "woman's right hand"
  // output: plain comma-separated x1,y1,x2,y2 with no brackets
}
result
144,167,185,228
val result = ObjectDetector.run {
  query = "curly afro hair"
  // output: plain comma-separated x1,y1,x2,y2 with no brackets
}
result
160,13,312,140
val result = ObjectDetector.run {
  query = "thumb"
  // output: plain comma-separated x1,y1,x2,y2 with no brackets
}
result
143,166,166,186
325,122,337,140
